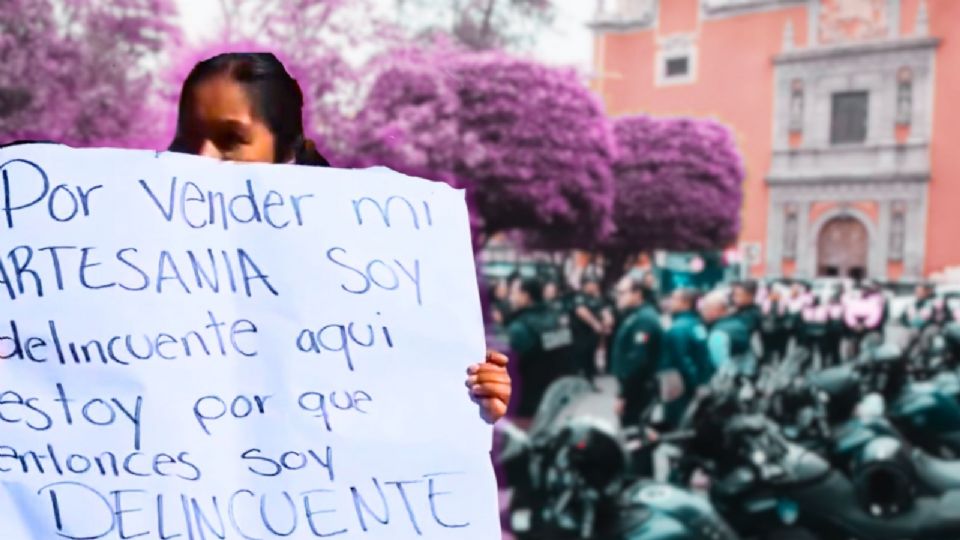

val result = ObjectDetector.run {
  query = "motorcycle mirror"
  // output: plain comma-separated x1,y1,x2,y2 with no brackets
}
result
856,392,886,419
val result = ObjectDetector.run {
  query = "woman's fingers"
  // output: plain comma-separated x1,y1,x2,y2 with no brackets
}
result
470,382,512,398
485,350,509,367
465,350,511,423
465,368,510,387
467,350,509,374
467,362,509,376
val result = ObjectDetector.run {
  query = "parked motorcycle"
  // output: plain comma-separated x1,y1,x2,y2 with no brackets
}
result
666,371,960,539
497,376,738,540
761,348,960,497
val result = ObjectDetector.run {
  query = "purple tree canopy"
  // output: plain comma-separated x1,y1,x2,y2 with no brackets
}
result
608,115,744,253
350,58,464,179
0,0,180,148
351,50,615,247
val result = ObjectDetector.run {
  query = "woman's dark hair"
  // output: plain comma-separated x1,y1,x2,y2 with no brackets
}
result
170,52,329,166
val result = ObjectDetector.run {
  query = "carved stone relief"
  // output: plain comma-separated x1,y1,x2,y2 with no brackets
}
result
819,0,889,44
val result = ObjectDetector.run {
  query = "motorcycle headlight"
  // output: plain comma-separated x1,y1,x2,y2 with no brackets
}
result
852,436,916,517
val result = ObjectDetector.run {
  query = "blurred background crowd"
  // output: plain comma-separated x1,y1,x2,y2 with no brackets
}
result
487,261,960,426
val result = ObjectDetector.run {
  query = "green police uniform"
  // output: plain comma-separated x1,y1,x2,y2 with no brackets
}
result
546,295,578,377
659,310,711,428
609,303,663,426
900,296,945,330
734,303,763,361
570,292,608,379
707,314,755,377
507,304,575,417
735,304,763,337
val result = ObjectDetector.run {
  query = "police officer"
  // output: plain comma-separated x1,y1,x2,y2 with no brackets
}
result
732,280,762,334
800,295,831,368
507,277,576,419
700,290,755,377
570,276,611,380
542,279,564,312
759,282,791,364
822,287,846,367
845,279,887,355
785,279,814,350
546,278,580,376
609,273,663,427
732,280,763,361
658,288,711,428
901,281,950,331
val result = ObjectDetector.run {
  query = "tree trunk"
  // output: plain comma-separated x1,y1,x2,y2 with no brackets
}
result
479,0,498,47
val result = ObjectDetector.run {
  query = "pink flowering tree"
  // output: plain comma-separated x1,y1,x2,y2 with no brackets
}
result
0,0,180,148
603,115,745,278
350,51,615,247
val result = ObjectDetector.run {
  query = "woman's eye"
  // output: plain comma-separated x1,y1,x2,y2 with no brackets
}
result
217,133,243,149
218,126,253,148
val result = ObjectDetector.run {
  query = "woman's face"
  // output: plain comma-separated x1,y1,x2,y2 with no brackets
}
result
178,76,277,163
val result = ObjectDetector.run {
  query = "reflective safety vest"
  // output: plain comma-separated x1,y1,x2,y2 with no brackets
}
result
844,294,885,330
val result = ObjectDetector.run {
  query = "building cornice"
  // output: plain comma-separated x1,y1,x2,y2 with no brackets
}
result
775,36,940,65
702,0,806,18
588,19,654,32
766,173,930,185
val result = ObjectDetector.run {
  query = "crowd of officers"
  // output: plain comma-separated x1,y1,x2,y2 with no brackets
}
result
491,271,957,430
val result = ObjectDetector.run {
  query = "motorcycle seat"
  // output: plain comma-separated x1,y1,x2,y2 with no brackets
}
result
912,449,960,494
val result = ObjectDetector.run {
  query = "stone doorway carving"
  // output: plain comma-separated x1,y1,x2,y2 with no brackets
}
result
817,216,869,279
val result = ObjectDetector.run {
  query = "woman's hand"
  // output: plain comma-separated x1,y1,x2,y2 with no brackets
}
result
466,351,512,423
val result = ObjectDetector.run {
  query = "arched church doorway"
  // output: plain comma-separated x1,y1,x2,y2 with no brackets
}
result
817,216,869,280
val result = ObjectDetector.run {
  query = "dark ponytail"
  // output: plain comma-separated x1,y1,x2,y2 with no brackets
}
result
172,52,329,167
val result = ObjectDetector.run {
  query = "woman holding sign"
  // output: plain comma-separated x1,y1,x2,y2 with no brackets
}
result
168,52,512,423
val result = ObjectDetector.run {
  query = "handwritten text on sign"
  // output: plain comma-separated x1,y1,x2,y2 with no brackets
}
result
0,144,497,540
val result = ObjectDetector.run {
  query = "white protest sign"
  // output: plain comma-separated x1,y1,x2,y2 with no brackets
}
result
0,144,500,540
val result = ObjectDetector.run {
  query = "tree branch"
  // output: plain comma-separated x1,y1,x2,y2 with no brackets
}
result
480,0,498,46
